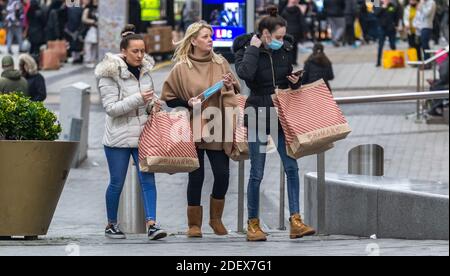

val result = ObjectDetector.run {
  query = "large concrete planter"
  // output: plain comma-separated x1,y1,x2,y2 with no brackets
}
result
0,141,78,238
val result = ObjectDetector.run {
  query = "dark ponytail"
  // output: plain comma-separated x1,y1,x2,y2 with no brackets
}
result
120,24,144,50
257,6,287,34
307,43,332,66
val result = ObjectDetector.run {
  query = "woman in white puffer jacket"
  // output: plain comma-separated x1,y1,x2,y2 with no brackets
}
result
95,24,167,241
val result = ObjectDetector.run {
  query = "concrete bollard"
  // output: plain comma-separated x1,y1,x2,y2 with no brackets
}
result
59,82,91,168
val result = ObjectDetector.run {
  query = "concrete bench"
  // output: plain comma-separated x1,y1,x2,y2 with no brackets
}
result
304,173,449,240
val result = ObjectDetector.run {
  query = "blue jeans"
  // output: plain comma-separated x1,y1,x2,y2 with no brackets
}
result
7,25,23,53
377,28,397,65
247,130,300,219
420,28,433,60
104,146,157,224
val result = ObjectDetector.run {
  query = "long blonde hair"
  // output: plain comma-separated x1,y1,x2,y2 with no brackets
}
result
173,21,223,69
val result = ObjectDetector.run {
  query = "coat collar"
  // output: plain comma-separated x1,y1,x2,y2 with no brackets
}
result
95,53,155,79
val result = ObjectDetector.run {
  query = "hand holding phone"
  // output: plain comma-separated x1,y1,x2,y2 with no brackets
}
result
287,69,304,84
290,69,305,77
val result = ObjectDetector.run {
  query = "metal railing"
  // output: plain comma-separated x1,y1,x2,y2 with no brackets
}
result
407,46,449,121
236,90,449,233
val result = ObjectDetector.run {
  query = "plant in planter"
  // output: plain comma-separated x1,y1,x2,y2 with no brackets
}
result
0,93,61,140
0,93,78,240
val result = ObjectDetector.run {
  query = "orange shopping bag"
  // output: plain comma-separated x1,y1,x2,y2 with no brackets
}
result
0,29,6,45
48,40,67,62
40,49,61,70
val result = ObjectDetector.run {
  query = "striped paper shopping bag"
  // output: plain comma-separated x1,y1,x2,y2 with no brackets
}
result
139,103,200,174
273,79,352,159
230,94,249,161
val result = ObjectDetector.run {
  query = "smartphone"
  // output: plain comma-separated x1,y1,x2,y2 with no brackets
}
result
289,69,305,77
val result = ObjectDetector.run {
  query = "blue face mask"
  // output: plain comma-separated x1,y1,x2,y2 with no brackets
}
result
268,39,284,51
203,81,224,99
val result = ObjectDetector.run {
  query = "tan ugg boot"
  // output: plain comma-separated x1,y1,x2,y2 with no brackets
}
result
209,196,228,235
187,206,203,238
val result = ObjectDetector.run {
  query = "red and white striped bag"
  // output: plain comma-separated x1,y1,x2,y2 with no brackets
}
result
273,79,351,159
230,95,249,161
139,102,200,174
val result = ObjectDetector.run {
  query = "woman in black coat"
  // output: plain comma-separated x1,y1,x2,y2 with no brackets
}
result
281,0,305,65
302,43,334,91
26,0,47,57
19,54,47,102
46,0,67,41
233,6,315,243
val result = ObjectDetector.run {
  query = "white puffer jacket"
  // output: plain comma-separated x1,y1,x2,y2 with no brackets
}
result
95,53,156,148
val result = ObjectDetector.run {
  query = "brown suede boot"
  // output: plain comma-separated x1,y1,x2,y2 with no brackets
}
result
187,206,203,238
247,218,267,242
290,213,316,239
209,196,228,235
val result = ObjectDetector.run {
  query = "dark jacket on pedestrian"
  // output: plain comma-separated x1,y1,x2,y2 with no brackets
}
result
25,74,46,101
441,9,449,43
302,46,335,91
0,69,29,95
66,7,83,33
281,5,305,41
46,0,63,19
27,0,47,47
324,0,346,18
46,1,67,41
278,0,288,13
233,33,301,132
20,54,47,102
129,0,142,33
344,0,357,23
375,3,401,32
302,57,334,90
432,57,449,91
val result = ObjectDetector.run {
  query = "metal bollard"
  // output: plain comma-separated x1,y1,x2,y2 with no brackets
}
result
316,152,326,235
444,107,449,125
237,160,245,233
348,144,384,176
416,65,422,121
279,163,286,230
118,159,146,234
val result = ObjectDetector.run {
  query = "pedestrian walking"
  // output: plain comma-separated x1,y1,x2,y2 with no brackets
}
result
161,21,240,239
233,6,316,242
95,24,167,241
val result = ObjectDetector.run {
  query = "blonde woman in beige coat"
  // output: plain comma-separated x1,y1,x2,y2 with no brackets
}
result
161,21,240,238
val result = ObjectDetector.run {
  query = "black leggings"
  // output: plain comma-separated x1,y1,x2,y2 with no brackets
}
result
188,149,230,206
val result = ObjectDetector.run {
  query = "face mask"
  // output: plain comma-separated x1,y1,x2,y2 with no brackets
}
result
268,39,284,50
203,81,224,99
